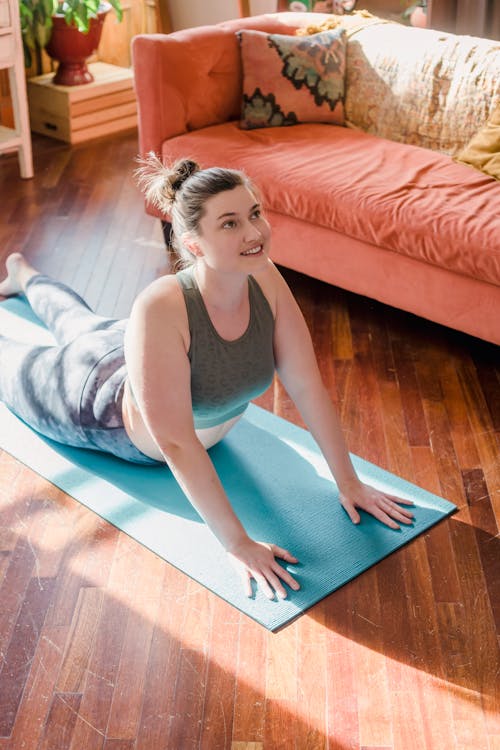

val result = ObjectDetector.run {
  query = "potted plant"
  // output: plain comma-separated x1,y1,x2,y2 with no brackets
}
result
20,0,122,83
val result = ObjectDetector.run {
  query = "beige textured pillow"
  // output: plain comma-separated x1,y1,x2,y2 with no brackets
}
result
455,104,500,180
340,24,500,155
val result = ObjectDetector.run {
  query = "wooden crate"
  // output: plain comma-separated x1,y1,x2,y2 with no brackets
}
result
27,62,137,144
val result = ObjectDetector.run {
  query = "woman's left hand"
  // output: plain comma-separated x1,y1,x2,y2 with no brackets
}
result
338,478,415,529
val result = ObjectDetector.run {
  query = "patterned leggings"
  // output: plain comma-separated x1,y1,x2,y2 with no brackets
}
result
0,275,161,465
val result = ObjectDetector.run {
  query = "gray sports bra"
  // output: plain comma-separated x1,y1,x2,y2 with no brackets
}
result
176,266,275,429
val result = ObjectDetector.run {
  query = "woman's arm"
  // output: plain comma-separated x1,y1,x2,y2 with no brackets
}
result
270,265,414,529
124,278,300,598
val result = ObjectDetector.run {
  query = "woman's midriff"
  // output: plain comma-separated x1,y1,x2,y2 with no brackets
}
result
121,378,165,462
121,377,244,458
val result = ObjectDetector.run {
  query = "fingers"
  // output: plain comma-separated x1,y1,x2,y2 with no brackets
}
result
380,496,415,524
339,496,361,524
341,484,416,530
256,568,289,600
271,545,299,563
371,498,416,530
243,546,301,600
371,506,402,530
384,492,415,506
244,567,298,600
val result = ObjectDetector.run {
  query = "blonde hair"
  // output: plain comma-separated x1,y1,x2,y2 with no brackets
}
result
135,153,256,266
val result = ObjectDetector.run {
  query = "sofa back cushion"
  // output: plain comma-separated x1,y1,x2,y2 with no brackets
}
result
237,28,345,130
343,23,500,156
133,11,499,156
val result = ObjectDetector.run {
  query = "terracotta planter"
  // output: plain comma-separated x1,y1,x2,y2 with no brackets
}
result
46,6,110,86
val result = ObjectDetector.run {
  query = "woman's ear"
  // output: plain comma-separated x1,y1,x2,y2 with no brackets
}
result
182,233,203,258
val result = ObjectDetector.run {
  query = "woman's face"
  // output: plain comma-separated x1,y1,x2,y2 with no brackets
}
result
187,184,271,274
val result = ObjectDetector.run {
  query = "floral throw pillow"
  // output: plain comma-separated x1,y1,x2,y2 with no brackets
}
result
237,28,346,130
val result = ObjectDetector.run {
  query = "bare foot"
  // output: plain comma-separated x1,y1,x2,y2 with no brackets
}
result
0,253,38,297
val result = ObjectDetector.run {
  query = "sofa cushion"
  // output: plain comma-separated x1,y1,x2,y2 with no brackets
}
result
237,28,345,129
163,121,500,286
455,104,500,181
341,24,500,156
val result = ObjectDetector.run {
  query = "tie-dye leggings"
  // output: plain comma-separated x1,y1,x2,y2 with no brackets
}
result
0,274,161,465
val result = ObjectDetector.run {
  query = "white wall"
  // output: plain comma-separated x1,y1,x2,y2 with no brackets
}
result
169,0,278,31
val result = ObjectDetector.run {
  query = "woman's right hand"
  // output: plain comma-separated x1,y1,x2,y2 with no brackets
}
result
226,537,300,600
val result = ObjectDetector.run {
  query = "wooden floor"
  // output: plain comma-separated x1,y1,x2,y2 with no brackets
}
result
0,133,499,750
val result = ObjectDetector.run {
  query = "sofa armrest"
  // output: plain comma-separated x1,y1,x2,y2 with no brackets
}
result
131,13,321,159
132,34,192,158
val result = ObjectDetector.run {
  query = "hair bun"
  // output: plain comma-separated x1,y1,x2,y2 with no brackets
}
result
134,154,201,213
170,160,200,194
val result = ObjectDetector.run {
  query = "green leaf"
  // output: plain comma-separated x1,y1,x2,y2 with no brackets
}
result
86,0,100,14
107,0,122,21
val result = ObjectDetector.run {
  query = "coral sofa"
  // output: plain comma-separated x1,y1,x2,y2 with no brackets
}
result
132,12,500,344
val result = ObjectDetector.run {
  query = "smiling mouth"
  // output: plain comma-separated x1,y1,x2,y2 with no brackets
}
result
241,245,263,256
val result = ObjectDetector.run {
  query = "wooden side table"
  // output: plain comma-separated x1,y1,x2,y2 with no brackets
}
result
27,62,137,144
0,0,34,178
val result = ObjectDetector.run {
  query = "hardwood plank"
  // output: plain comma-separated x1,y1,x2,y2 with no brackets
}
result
342,349,388,467
440,359,481,469
0,576,56,737
232,622,267,744
439,517,500,739
266,623,298,702
37,693,83,750
166,580,214,750
463,468,498,536
390,338,429,448
0,550,10,588
412,445,462,603
471,349,500,433
377,533,456,749
32,488,86,579
0,474,27,556
56,587,105,693
295,609,328,749
199,597,240,750
105,547,164,740
68,593,128,750
378,380,414,482
421,398,467,508
0,493,40,659
66,523,122,747
307,282,337,389
457,359,500,523
7,625,69,750
39,493,117,630
415,674,458,750
324,586,359,749
263,699,297,750
330,292,353,361
390,686,426,750
352,571,392,748
135,566,188,750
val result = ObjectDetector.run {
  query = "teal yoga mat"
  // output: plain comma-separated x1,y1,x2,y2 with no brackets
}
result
0,297,456,631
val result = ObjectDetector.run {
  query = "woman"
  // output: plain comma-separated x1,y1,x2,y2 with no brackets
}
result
0,157,414,600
